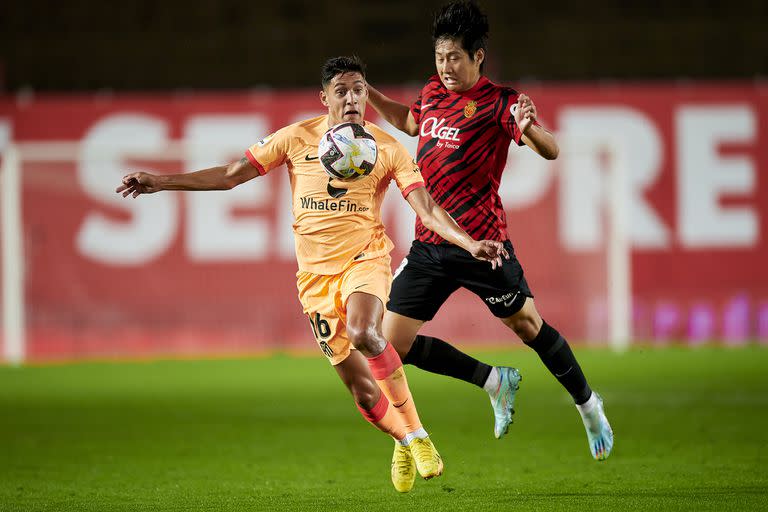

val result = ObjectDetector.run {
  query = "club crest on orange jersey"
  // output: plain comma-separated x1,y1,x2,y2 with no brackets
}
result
257,133,275,146
463,100,477,118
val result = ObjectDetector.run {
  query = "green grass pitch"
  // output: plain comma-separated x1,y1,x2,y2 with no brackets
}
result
1,347,766,511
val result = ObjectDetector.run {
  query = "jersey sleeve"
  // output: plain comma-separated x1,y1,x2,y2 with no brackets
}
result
388,143,425,198
245,127,290,175
409,88,424,125
411,76,442,126
496,89,540,147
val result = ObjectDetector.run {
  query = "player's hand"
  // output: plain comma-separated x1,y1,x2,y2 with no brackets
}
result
116,172,162,198
469,240,510,270
514,94,537,134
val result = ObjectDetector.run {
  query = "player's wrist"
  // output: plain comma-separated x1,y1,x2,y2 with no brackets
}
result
466,239,481,255
155,175,171,190
521,118,535,134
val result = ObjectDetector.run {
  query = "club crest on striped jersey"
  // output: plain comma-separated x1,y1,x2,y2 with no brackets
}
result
463,100,477,118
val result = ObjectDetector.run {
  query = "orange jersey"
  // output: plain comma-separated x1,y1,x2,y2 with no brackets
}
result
246,115,425,275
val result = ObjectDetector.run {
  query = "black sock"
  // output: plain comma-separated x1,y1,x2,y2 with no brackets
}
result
403,335,492,389
524,321,592,404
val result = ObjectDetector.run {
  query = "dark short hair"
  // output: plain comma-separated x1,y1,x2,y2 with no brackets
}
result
432,1,489,71
321,56,367,88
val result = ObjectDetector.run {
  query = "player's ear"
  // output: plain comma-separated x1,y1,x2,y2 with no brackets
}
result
319,89,329,107
475,48,485,68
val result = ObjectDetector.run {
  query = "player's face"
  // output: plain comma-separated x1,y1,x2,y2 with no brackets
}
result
320,72,368,126
434,38,484,93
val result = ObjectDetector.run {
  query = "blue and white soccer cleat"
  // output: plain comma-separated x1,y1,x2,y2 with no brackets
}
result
579,392,614,461
488,366,522,439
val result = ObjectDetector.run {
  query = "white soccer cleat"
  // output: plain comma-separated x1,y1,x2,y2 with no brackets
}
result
578,392,614,461
488,366,522,439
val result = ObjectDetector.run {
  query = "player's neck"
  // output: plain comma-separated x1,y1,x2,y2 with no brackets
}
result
452,75,482,95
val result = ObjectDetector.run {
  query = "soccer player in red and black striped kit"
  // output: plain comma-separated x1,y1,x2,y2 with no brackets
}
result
368,0,613,460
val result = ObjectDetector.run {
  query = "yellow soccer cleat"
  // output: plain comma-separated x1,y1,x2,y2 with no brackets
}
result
409,437,444,480
391,441,416,493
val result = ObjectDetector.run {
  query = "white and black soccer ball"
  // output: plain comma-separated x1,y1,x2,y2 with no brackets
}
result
318,122,378,181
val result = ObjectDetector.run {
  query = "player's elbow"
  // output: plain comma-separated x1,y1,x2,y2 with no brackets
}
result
222,173,247,190
222,178,238,190
222,164,251,189
404,119,419,137
419,213,437,233
389,117,416,136
538,139,559,160
544,145,559,160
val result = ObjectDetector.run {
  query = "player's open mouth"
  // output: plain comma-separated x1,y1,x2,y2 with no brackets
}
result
344,110,359,116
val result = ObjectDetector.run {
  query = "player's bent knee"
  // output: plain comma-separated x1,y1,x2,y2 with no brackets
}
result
516,320,540,341
353,389,380,411
347,323,385,357
503,311,542,342
387,335,414,359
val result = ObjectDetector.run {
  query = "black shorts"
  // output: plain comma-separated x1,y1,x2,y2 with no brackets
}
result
388,240,533,321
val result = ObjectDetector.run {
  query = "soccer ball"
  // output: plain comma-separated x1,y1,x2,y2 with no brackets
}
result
318,122,378,181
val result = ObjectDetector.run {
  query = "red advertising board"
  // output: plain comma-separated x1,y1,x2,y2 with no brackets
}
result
1,82,766,361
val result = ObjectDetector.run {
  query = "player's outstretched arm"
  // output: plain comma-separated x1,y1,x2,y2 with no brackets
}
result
366,84,419,136
116,157,261,198
516,94,559,160
406,187,508,268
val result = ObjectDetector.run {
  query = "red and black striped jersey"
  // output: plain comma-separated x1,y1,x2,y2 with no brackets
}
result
410,74,530,244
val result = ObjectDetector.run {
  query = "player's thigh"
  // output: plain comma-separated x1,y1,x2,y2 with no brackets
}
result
296,271,351,365
345,292,387,356
339,257,391,355
449,241,533,319
387,241,458,322
339,256,392,317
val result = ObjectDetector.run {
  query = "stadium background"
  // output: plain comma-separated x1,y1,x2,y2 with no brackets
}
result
1,2,767,510
1,0,766,361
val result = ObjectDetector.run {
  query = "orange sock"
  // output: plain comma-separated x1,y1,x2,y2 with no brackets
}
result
367,342,423,433
356,391,406,441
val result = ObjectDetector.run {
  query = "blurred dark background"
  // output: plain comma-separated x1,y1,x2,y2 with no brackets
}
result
1,0,765,92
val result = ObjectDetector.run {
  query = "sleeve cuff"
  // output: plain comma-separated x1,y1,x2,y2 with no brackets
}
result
401,182,425,198
245,150,268,175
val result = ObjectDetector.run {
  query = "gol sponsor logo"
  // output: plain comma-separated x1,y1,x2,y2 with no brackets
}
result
420,117,461,142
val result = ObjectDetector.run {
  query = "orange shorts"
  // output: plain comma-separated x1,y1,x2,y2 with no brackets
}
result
296,255,392,365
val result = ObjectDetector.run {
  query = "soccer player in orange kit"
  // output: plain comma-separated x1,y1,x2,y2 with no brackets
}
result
116,55,507,492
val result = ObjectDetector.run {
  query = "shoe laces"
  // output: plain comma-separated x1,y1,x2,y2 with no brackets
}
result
392,446,412,475
411,438,437,465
